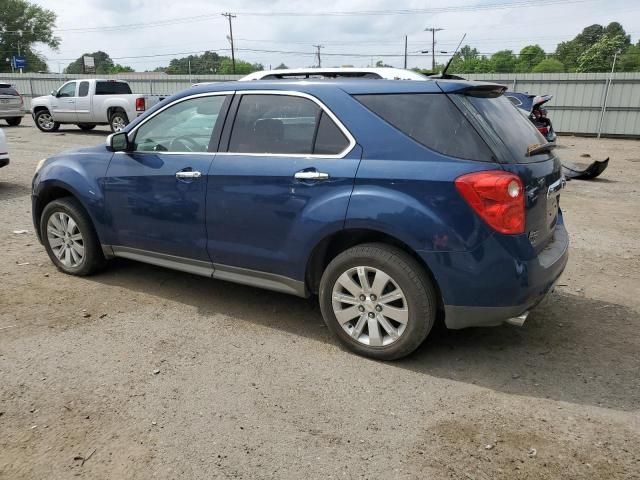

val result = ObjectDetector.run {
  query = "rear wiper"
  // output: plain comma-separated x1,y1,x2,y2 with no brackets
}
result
526,142,557,156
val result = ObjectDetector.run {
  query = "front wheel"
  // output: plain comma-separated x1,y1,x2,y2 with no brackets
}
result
6,117,22,126
319,243,437,360
109,111,129,133
34,110,60,132
40,197,105,276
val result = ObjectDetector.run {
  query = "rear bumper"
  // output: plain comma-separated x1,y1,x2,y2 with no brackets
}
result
420,220,569,329
0,109,25,118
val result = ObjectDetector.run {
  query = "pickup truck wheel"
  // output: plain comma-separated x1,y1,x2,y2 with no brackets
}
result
77,124,96,131
109,111,129,133
40,197,105,276
34,110,60,132
6,117,22,126
319,243,437,360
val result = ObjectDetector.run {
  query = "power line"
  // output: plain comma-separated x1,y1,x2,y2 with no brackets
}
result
424,27,444,71
221,13,237,74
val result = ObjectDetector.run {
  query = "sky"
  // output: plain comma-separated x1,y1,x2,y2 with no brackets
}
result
29,0,640,73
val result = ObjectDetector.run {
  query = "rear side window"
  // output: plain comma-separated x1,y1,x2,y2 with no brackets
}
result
355,93,494,161
78,81,89,97
0,86,18,96
313,112,349,155
95,81,132,95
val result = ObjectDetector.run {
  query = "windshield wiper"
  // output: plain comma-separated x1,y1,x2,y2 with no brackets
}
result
526,142,557,156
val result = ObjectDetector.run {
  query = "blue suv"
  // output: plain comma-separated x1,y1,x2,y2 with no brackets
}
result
32,79,568,360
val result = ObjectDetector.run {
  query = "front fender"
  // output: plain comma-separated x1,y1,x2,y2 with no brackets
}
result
33,146,113,241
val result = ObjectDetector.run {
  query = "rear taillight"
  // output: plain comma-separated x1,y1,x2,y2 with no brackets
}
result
135,97,145,111
537,126,549,135
455,170,525,235
19,94,24,106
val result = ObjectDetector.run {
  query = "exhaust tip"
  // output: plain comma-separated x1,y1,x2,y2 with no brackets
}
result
504,311,529,327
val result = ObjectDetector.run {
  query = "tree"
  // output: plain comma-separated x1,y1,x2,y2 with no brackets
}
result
490,50,517,73
64,51,134,74
516,45,546,72
577,34,627,72
161,51,262,75
0,0,59,73
618,41,640,72
375,60,392,68
532,58,565,73
275,63,288,70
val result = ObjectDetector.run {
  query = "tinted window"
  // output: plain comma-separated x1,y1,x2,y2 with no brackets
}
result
134,95,227,153
467,95,550,164
355,93,493,161
95,81,132,95
78,81,89,97
229,94,320,155
313,111,349,154
57,82,77,98
0,86,18,96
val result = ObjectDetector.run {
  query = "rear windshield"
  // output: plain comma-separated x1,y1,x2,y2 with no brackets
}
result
95,81,132,95
465,95,551,163
0,86,19,96
354,93,494,161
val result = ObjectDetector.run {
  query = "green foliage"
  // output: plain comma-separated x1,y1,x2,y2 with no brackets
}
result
375,60,392,67
0,0,59,73
576,34,627,72
275,63,289,70
516,45,546,72
490,50,517,73
161,51,262,74
64,51,134,74
532,58,565,73
618,41,640,72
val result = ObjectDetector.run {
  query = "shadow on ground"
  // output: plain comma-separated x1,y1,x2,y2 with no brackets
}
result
0,181,31,201
91,259,640,411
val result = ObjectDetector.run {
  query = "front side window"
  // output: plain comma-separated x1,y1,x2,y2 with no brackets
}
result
57,82,77,98
78,81,89,97
133,95,227,153
355,93,494,161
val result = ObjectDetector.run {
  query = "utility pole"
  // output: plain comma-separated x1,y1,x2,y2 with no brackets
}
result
222,12,236,74
404,35,408,69
313,44,324,68
424,27,443,72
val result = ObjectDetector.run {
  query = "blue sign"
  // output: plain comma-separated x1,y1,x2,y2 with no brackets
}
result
11,56,26,69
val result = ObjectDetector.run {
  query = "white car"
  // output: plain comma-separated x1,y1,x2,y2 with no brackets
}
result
192,67,427,88
0,128,9,169
31,79,165,133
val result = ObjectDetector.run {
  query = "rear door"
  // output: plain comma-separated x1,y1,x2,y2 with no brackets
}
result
206,91,360,280
75,81,92,123
51,81,78,122
462,93,563,251
0,84,22,118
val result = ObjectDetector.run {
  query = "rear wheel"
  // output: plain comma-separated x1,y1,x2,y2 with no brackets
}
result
40,197,105,276
77,124,96,131
6,117,22,126
319,243,437,360
109,110,129,133
34,110,60,132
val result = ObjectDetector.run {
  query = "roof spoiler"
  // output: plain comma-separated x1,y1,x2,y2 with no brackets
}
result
461,84,507,98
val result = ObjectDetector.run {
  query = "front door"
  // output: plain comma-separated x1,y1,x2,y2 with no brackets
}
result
104,93,230,262
207,92,361,281
51,81,78,122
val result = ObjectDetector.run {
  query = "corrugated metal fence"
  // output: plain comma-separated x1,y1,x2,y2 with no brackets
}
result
2,72,640,137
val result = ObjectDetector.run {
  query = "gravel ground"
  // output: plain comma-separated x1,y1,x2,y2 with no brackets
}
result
1,118,639,479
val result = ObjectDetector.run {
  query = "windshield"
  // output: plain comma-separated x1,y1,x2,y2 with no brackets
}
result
465,95,551,163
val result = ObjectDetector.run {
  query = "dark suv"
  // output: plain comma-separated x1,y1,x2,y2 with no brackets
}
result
32,79,568,360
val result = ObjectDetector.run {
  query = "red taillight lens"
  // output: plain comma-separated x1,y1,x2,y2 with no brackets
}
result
537,126,548,135
135,97,145,111
455,170,525,235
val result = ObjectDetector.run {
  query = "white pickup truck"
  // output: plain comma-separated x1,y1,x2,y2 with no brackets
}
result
31,79,165,133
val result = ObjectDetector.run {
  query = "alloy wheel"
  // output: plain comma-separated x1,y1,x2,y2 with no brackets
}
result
111,116,126,132
37,113,54,130
47,212,85,268
331,266,409,347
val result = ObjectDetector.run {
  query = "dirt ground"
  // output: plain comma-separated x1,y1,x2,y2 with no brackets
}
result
1,118,639,480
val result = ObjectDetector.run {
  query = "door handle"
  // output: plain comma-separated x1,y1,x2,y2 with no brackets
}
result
294,170,330,181
176,171,202,179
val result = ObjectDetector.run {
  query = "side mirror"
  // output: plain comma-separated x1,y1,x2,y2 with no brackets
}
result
107,132,131,152
50,90,58,97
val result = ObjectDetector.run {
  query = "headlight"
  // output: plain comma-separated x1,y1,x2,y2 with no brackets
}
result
35,158,47,174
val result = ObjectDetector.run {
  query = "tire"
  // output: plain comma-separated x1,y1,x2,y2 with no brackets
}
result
77,124,96,131
109,110,129,133
40,197,105,276
34,110,60,132
319,243,437,360
6,117,22,126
